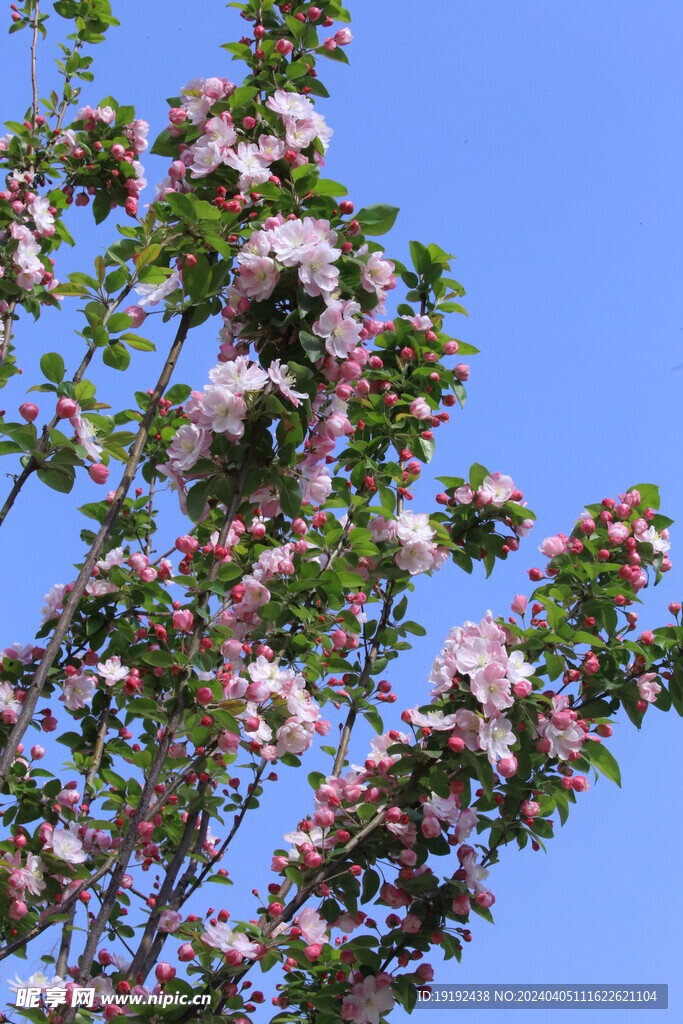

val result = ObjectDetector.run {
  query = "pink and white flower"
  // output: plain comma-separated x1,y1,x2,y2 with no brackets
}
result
61,672,96,711
294,907,328,946
166,424,212,474
478,714,516,766
341,975,394,1024
478,472,515,506
47,827,87,865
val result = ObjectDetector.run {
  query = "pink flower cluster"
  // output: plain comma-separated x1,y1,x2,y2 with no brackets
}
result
235,215,342,303
219,654,328,763
423,612,536,769
3,173,56,290
369,511,448,576
158,84,330,195
533,694,587,760
160,354,305,494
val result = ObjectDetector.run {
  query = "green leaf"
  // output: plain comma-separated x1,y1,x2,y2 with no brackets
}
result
468,462,489,491
462,748,494,800
409,240,431,275
134,243,162,270
164,192,196,222
299,330,326,362
278,475,302,519
36,465,75,494
284,14,307,39
165,384,192,405
141,650,174,668
355,204,399,236
102,343,130,371
183,255,211,301
588,741,622,787
121,333,155,352
417,434,435,463
229,85,258,108
40,352,65,384
92,193,111,225
186,478,213,522
361,868,380,904
545,651,564,682
286,59,310,80
312,178,348,197
106,312,133,334
318,42,349,64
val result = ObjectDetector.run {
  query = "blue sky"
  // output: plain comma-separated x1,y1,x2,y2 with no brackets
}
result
1,2,682,1021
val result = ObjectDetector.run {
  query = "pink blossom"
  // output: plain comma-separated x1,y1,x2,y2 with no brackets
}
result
201,922,260,959
301,464,332,504
135,270,181,308
395,540,437,575
46,826,87,865
470,662,514,716
172,610,194,633
294,907,328,946
341,975,394,1024
267,360,306,405
478,714,516,766
409,396,431,420
539,533,568,557
637,672,661,703
478,472,515,507
608,522,630,546
30,196,55,237
61,672,96,711
453,484,475,504
236,254,280,301
312,300,361,358
266,89,315,120
298,240,341,296
159,910,183,933
224,141,270,190
164,423,212,471
360,251,395,295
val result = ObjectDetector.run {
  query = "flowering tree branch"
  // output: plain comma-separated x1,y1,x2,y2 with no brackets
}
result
0,5,679,1024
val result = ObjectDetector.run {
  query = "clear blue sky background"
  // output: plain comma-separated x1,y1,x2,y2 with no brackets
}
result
1,2,682,1021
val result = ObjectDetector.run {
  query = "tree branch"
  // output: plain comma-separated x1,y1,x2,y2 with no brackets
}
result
0,307,193,786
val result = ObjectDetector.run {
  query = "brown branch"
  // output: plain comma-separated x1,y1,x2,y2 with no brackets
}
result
30,1,39,126
0,307,194,787
136,810,210,980
54,39,83,133
184,759,267,902
332,581,396,778
127,782,208,981
144,470,156,556
60,444,257,1016
0,300,17,366
55,695,112,977
197,811,390,1023
0,281,135,530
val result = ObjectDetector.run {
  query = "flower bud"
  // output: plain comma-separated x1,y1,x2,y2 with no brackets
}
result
19,402,39,422
56,396,78,419
89,463,110,485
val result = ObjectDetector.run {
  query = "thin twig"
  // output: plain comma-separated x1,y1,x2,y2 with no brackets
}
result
0,281,135,530
30,1,39,126
61,444,258,1017
0,307,194,786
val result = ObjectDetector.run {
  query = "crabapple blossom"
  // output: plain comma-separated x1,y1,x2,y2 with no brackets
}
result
0,10,679,1023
